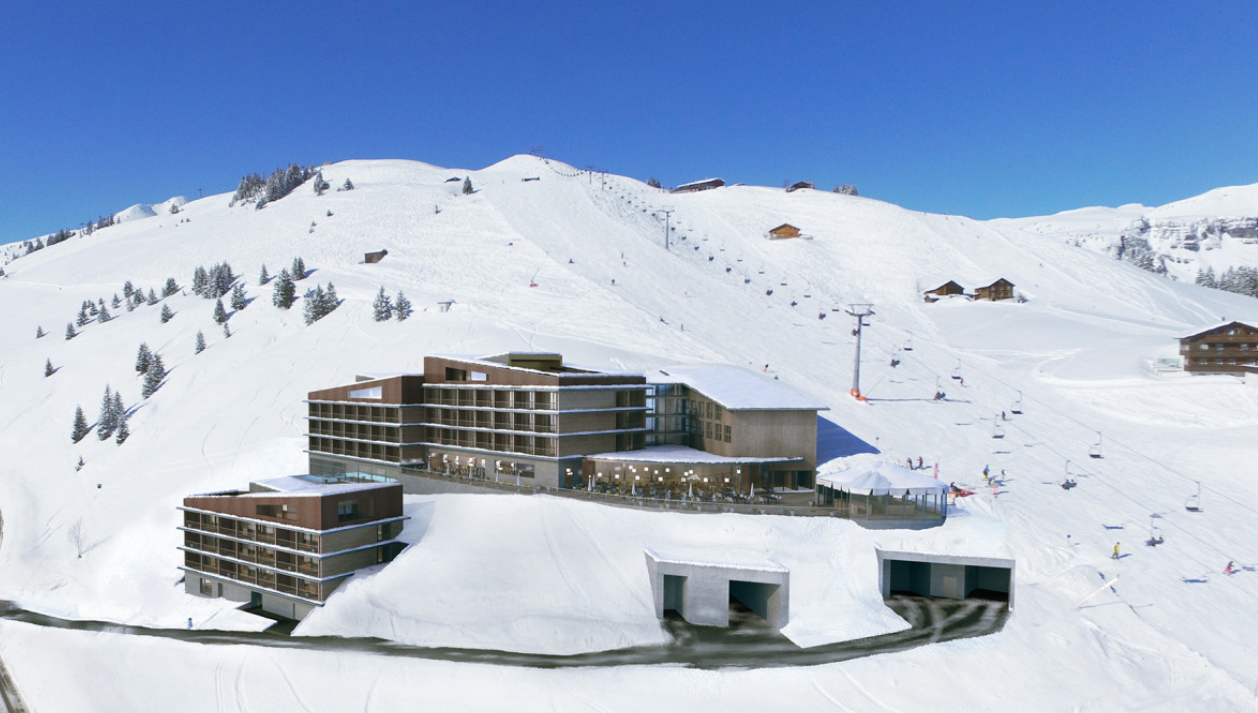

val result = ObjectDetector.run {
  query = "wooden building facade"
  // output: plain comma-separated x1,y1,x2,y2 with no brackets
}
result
1179,321,1258,374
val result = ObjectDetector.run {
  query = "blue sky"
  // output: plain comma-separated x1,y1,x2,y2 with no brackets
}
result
3,1,1257,245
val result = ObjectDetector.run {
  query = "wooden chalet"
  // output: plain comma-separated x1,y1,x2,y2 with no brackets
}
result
1178,321,1258,375
786,181,815,193
364,249,389,264
973,278,1015,302
671,177,725,194
923,280,965,302
768,223,802,240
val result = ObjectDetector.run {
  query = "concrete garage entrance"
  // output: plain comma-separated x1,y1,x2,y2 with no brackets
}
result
876,549,1015,609
646,549,789,629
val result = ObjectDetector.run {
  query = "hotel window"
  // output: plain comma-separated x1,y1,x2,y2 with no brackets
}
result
199,578,214,596
706,422,712,439
724,425,731,443
707,402,713,419
714,404,722,420
1199,344,1209,350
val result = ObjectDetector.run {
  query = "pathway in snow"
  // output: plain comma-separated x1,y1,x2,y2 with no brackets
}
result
0,596,1006,670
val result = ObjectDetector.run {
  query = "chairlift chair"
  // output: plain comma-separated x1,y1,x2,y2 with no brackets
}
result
951,365,963,381
992,417,1005,439
1185,481,1203,512
903,337,914,351
1147,518,1165,546
1011,391,1024,415
1089,433,1103,459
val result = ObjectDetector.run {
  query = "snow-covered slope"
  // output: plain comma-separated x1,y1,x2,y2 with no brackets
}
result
993,181,1258,283
2,157,1257,711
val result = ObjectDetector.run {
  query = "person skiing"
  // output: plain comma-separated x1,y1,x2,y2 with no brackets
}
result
1225,561,1235,575
982,465,990,482
1112,542,1120,560
917,457,924,470
907,458,914,469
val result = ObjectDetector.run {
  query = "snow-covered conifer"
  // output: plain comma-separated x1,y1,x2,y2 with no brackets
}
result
72,406,89,443
163,278,179,298
192,266,208,297
223,323,232,338
303,286,326,325
395,291,413,321
258,264,270,285
230,283,247,311
123,281,135,299
372,287,393,321
97,385,116,440
135,343,152,374
195,330,206,354
340,178,354,191
213,298,228,324
462,177,473,195
65,323,77,340
111,294,121,309
45,358,55,377
142,354,166,398
115,415,129,445
146,289,158,305
291,257,306,281
36,325,45,339
98,304,111,322
272,269,296,309
76,306,90,327
160,304,175,323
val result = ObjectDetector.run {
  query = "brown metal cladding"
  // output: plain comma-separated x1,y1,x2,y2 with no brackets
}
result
307,375,426,404
184,484,403,531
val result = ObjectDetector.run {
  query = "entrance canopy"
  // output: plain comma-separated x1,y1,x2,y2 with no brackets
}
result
817,460,948,496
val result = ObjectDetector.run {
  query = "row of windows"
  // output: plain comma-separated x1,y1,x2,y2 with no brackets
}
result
1191,358,1258,366
688,399,722,421
695,421,732,443
1196,343,1254,351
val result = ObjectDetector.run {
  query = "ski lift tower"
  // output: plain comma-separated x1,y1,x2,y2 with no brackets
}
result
846,304,875,400
660,206,675,251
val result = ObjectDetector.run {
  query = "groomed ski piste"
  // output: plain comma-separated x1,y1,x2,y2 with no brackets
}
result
1,156,1256,711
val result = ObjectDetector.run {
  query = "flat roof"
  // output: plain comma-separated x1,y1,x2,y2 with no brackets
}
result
652,366,829,411
189,473,398,499
586,444,802,466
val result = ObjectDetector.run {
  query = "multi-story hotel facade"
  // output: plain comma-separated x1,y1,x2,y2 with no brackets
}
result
179,474,407,620
305,352,828,493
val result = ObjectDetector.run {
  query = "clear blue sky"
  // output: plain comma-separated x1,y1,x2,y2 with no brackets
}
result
4,1,1257,245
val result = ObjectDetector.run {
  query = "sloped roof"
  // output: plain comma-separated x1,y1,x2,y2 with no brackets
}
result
652,366,829,411
1177,320,1258,340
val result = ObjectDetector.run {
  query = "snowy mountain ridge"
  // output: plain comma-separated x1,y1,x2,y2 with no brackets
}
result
2,156,1258,711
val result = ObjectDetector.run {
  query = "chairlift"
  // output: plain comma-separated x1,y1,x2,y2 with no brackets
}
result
1060,478,1077,490
758,266,766,274
1147,517,1165,546
790,299,798,307
780,277,788,286
744,277,752,284
1089,431,1103,459
951,363,963,381
818,312,826,320
1185,481,1203,512
766,289,774,296
1011,390,1024,415
803,292,812,298
992,416,1005,439
933,377,946,401
903,337,914,351
890,357,900,368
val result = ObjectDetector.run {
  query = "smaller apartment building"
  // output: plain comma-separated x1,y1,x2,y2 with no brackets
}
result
180,474,407,620
1179,321,1258,374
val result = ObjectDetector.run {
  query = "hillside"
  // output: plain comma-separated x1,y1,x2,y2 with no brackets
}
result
2,156,1258,711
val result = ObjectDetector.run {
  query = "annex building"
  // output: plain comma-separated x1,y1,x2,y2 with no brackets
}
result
179,473,407,620
304,352,828,494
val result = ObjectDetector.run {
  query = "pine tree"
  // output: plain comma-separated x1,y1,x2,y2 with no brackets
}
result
65,323,77,340
192,265,208,296
147,289,158,305
72,406,89,443
142,354,165,398
113,392,127,444
395,291,413,321
323,283,338,312
123,280,135,299
76,306,90,327
135,343,152,374
115,415,130,445
223,323,232,338
97,385,116,440
372,287,393,321
160,304,175,323
75,455,85,471
291,257,306,281
340,178,354,191
259,264,270,285
111,294,121,309
45,358,55,377
98,304,111,322
647,177,661,189
213,298,228,324
36,325,45,339
195,330,207,354
230,283,247,311
303,285,326,325
462,177,473,195
163,278,179,297
272,269,296,309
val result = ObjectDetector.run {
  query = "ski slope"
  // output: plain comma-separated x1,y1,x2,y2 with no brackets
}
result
1,156,1257,711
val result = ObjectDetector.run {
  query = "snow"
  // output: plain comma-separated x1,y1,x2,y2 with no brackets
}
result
652,365,829,411
817,460,950,495
587,443,800,465
1,155,1257,709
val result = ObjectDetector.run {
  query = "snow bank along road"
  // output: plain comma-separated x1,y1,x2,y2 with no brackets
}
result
0,596,1006,670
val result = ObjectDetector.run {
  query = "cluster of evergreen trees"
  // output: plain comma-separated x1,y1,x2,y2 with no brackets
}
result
372,287,413,321
230,164,322,208
70,386,130,445
270,257,309,309
135,343,167,398
191,262,234,298
1196,265,1258,298
303,283,340,325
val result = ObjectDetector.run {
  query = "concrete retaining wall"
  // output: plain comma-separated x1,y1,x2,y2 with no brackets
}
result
644,549,789,629
876,549,1015,610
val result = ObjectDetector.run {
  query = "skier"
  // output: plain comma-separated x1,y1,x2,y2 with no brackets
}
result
1225,561,1235,575
1067,534,1072,548
982,465,990,482
1001,411,1007,421
917,457,924,470
1112,542,1120,560
958,376,965,386
763,364,769,372
187,617,193,629
907,458,913,470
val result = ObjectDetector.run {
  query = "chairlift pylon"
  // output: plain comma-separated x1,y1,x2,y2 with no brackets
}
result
1185,481,1203,513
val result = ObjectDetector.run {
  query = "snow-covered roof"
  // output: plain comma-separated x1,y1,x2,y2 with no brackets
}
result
651,366,829,411
191,474,398,499
816,460,948,495
1177,320,1258,340
586,444,801,466
645,548,789,574
674,177,724,189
